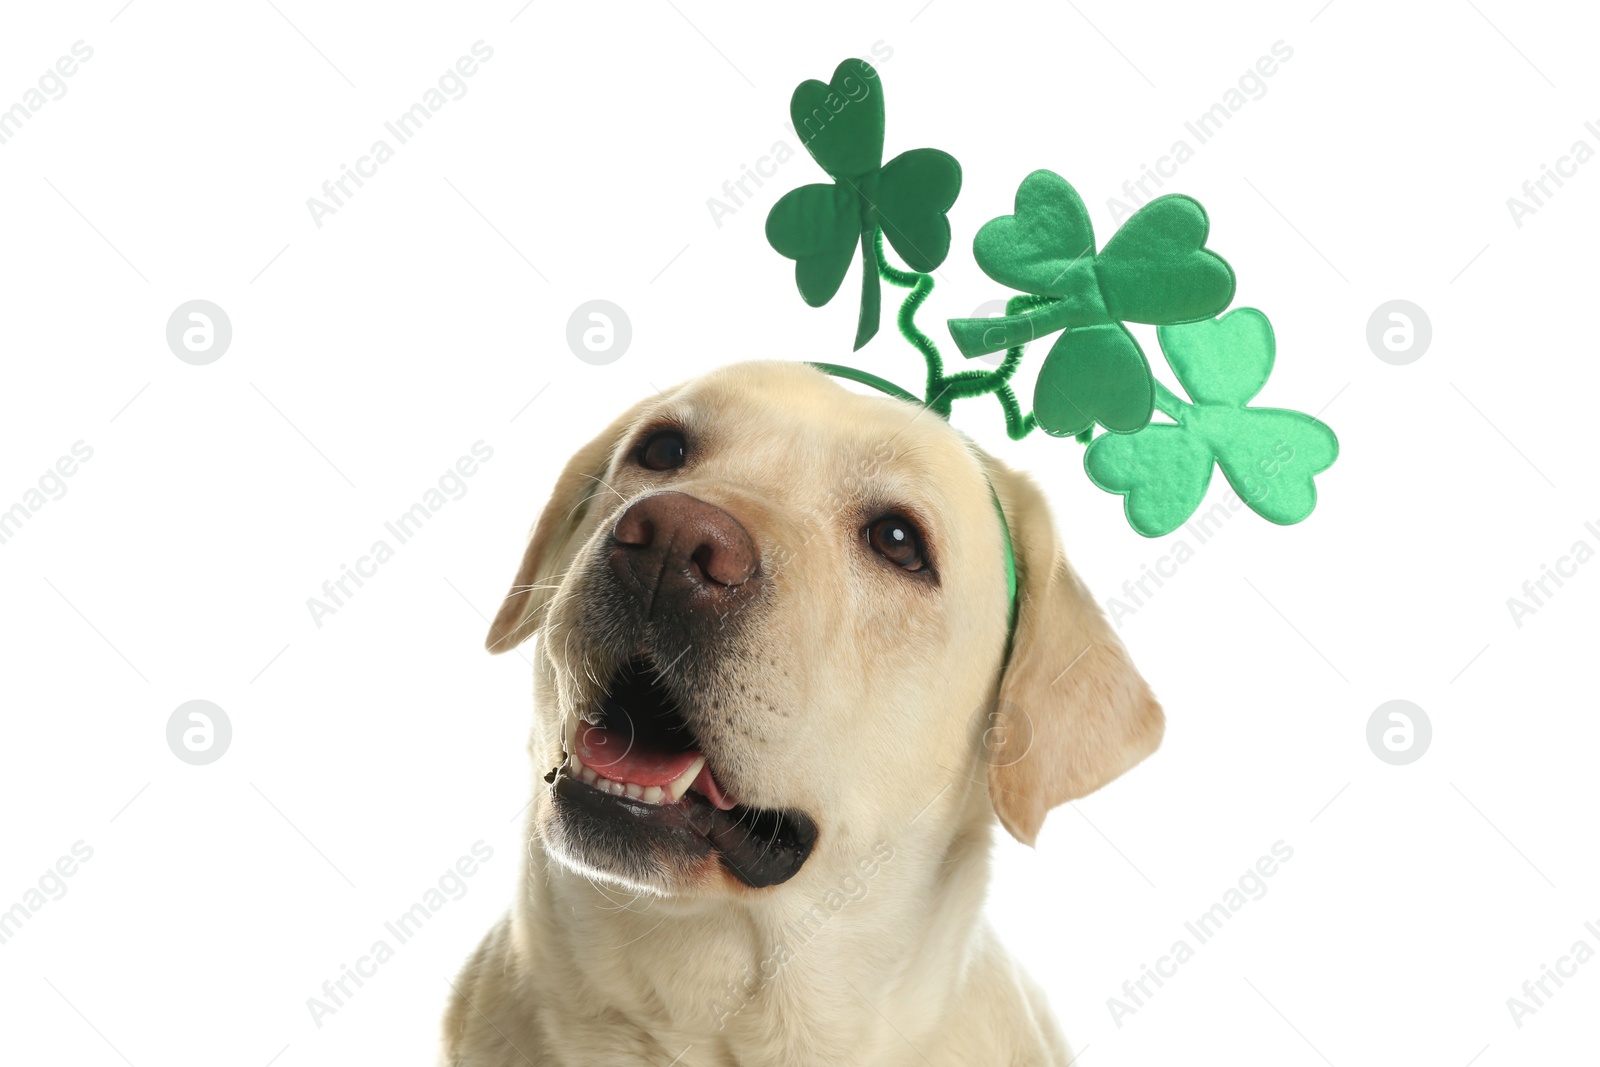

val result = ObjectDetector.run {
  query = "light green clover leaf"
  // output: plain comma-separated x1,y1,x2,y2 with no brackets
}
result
1084,308,1338,537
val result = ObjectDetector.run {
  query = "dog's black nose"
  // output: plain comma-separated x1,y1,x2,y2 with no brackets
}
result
610,492,759,614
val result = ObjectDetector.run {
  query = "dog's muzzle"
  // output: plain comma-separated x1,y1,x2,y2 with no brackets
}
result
544,490,817,889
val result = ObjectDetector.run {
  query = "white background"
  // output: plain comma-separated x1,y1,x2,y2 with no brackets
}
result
1,1,1595,1064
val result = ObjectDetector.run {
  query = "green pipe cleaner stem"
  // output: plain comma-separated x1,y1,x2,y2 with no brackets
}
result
870,230,1040,440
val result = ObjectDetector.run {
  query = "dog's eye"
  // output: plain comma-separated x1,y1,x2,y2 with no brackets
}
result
866,515,926,572
638,430,687,471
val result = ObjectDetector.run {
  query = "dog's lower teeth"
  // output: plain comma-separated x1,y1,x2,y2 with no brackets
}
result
571,756,600,786
564,731,702,806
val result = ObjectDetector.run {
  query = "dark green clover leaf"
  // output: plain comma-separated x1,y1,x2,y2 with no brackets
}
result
1084,308,1339,537
947,170,1235,435
766,59,961,350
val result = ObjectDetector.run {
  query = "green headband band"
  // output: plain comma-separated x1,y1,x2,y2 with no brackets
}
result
770,58,1338,543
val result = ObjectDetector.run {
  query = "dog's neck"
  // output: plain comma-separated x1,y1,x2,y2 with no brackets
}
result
509,791,998,1066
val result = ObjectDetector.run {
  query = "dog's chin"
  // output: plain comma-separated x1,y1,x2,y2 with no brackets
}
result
538,773,816,895
535,777,722,895
537,656,818,893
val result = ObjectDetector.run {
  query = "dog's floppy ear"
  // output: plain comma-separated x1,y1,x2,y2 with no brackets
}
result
982,460,1164,845
485,402,649,654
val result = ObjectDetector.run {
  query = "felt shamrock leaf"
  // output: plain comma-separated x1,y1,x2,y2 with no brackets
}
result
946,170,1235,435
1083,308,1338,537
766,58,961,350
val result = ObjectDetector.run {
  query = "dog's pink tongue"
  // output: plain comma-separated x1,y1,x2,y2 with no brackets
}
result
575,723,700,786
690,762,736,811
575,723,736,809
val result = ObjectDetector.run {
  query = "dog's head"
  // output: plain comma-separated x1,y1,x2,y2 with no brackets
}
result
486,362,1161,894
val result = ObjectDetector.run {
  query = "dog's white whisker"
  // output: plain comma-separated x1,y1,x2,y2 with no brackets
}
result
578,472,629,504
506,580,565,594
563,489,606,526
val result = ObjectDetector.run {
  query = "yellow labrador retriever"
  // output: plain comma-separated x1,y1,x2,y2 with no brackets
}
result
443,361,1162,1066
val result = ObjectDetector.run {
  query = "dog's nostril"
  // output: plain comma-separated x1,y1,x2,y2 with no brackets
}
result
614,514,654,548
690,543,738,587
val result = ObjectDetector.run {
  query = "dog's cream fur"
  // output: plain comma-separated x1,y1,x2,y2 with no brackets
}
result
443,362,1162,1066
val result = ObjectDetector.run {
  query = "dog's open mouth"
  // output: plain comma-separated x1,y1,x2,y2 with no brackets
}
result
547,657,817,889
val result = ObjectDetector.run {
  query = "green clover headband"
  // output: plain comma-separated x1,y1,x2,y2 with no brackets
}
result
767,58,1339,544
